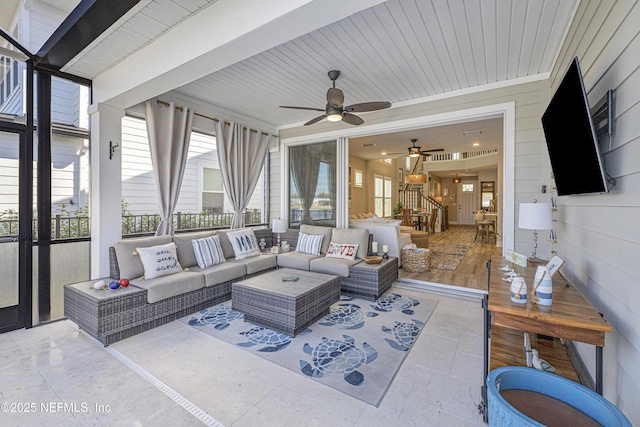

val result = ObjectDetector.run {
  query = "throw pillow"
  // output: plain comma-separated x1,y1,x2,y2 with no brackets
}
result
295,233,323,256
191,235,226,268
135,242,182,279
325,242,359,261
227,228,260,260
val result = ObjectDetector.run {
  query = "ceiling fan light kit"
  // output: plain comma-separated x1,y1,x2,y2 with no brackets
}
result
280,70,392,126
384,138,445,158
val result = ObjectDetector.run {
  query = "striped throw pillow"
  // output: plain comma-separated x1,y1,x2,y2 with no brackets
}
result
191,235,226,268
295,232,323,256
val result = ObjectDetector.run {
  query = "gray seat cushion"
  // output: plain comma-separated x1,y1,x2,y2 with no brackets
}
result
309,257,360,277
300,225,333,254
172,230,216,267
130,271,205,303
276,251,320,271
215,230,237,259
228,254,277,275
114,235,173,280
189,262,246,287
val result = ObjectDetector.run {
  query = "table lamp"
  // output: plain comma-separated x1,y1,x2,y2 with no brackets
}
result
272,219,287,250
518,202,552,263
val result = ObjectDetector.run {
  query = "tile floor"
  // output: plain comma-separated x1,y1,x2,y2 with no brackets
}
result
0,286,486,426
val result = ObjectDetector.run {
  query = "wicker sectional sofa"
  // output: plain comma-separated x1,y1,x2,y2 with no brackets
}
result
65,225,397,345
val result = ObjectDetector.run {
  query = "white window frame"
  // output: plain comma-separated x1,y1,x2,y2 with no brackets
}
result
374,174,393,217
354,169,363,188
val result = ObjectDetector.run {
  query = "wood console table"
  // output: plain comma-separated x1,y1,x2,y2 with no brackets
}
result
479,256,611,421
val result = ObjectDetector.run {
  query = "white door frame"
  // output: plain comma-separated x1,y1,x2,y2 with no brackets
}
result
280,102,516,254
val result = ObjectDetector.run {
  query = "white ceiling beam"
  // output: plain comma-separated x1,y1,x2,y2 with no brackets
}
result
91,0,387,108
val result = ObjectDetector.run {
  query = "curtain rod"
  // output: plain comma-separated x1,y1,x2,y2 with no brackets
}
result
156,100,277,138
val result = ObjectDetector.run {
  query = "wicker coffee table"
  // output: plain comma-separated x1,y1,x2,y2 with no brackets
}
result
231,268,340,336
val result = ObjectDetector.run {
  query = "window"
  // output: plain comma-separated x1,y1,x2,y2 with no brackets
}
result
354,169,363,188
405,157,411,170
374,174,392,217
462,183,474,192
202,167,224,213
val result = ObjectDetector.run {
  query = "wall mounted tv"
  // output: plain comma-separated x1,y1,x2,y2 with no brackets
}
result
541,57,609,196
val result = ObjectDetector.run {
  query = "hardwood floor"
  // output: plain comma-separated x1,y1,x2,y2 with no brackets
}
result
399,224,502,291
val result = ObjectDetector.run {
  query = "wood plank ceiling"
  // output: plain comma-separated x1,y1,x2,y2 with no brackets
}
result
60,0,577,129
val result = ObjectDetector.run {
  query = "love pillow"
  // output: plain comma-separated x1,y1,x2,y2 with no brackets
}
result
325,242,359,261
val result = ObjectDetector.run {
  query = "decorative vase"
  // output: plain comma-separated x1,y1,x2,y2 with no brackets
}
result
533,265,552,305
510,276,527,303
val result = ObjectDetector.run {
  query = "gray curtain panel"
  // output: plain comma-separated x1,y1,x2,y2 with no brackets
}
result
144,100,194,236
290,144,322,224
215,121,270,229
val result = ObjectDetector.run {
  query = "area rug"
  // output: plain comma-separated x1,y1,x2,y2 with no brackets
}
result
179,291,437,406
429,243,470,271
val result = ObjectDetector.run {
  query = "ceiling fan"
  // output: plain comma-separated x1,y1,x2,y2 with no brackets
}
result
385,139,445,158
280,70,392,126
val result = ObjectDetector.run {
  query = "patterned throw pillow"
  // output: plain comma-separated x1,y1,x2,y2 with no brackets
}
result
135,242,183,279
325,242,359,261
227,228,261,260
295,233,323,255
191,235,226,268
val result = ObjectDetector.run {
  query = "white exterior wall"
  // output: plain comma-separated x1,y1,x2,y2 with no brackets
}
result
549,1,640,424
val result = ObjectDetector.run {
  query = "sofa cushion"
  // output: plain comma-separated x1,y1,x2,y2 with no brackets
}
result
310,257,360,278
228,253,277,275
130,271,204,304
296,232,323,255
114,235,172,280
330,228,369,259
214,229,236,259
136,242,183,280
191,235,226,268
227,228,261,260
276,251,320,271
326,242,359,261
189,262,246,287
300,225,333,254
172,230,215,267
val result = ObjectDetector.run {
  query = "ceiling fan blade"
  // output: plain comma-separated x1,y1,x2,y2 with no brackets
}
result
342,113,364,126
345,101,392,113
419,148,445,153
279,105,325,112
327,88,344,107
304,115,327,126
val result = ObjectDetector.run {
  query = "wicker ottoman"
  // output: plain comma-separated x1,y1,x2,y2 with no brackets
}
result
409,230,429,248
232,268,340,336
402,248,432,272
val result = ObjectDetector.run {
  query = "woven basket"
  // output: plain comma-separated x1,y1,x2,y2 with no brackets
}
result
402,248,431,272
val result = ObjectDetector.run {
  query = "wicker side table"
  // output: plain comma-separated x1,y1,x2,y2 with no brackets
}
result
341,257,398,301
402,249,432,273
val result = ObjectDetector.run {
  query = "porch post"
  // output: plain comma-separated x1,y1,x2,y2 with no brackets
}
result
89,103,124,279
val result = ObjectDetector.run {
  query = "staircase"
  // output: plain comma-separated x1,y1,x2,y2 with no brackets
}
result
399,161,448,231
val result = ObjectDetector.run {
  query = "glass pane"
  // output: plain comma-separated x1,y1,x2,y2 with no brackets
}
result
384,177,392,196
202,192,224,213
203,168,223,192
375,199,383,217
374,176,383,197
384,199,392,217
289,141,336,227
0,131,19,308
50,241,90,319
0,54,25,117
462,184,474,192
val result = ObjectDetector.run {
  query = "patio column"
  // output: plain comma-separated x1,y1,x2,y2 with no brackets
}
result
89,103,124,279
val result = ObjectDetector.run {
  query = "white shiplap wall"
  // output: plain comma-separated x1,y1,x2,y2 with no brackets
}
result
550,1,640,424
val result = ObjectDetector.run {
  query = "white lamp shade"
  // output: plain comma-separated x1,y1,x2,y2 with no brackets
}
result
272,219,287,233
518,203,552,230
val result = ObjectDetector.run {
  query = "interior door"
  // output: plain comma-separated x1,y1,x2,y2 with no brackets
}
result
457,181,477,225
0,128,27,332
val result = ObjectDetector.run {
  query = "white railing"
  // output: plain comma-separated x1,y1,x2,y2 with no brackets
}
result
427,149,498,162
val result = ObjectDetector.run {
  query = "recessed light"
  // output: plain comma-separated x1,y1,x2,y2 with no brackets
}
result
473,142,480,146
381,152,387,155
463,130,482,136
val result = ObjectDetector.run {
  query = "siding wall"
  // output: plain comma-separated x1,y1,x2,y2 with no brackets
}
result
277,79,553,258
549,1,640,423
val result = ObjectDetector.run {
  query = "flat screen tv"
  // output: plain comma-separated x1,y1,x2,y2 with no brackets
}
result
541,57,609,196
